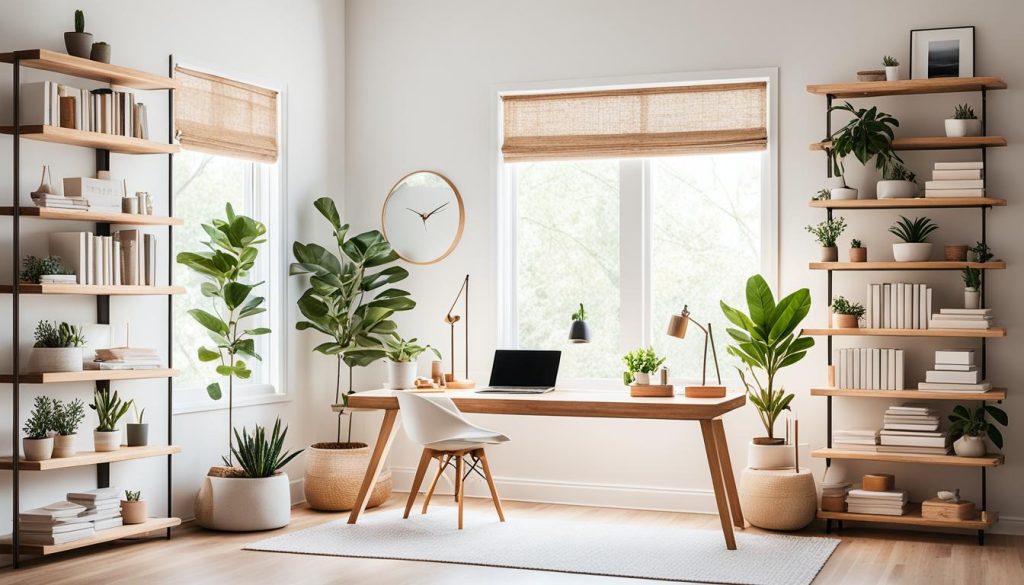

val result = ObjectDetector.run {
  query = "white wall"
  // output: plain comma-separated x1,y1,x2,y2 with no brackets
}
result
0,0,346,539
345,0,1024,533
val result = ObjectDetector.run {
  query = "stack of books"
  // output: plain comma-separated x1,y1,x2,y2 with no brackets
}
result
924,162,984,198
47,229,157,286
18,81,149,139
833,348,905,390
821,480,852,499
18,501,94,545
90,347,162,370
878,405,949,455
918,349,992,393
928,308,993,330
31,193,89,211
68,487,124,530
846,488,909,516
833,429,879,451
864,283,932,329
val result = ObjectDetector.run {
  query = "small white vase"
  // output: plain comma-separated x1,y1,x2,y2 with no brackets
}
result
964,288,981,310
893,242,932,262
953,435,987,457
30,347,83,373
877,180,918,199
633,372,651,385
94,430,122,452
885,65,900,81
747,441,796,470
386,360,417,390
53,433,77,458
830,187,858,200
945,118,982,138
23,437,54,461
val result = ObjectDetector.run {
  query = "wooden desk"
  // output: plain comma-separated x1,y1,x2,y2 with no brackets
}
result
338,389,747,549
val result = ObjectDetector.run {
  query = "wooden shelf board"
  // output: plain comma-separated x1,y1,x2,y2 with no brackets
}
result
811,136,1006,152
812,448,1003,467
0,368,178,384
810,261,1005,271
0,49,180,91
0,284,185,295
801,327,1006,338
809,197,1005,210
0,206,182,226
0,445,181,471
807,76,1007,98
0,517,180,555
811,387,1006,401
0,125,179,155
817,505,997,530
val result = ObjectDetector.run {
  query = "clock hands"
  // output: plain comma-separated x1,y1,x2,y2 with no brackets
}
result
423,201,450,220
404,201,451,231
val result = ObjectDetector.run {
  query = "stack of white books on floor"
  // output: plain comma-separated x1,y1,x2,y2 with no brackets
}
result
846,488,909,516
879,405,949,455
833,429,879,451
928,308,993,330
924,162,984,198
18,501,94,545
833,348,905,390
67,487,124,530
864,283,932,329
89,346,162,370
918,349,992,393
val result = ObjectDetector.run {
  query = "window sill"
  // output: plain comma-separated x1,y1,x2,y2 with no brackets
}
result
173,385,290,415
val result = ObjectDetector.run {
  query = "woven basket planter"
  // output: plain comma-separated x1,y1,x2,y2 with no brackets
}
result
740,468,817,531
304,442,393,511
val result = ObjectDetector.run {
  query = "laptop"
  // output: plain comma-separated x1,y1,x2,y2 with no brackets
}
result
475,349,561,394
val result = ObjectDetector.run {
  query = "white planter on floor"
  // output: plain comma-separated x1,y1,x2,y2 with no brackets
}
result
953,435,987,457
893,242,932,262
94,430,122,452
945,118,981,138
23,437,54,461
746,441,795,470
195,472,292,531
964,288,981,310
53,433,77,457
387,360,418,390
30,347,83,373
877,180,917,199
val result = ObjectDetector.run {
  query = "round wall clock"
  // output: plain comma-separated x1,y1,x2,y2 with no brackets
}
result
381,171,465,265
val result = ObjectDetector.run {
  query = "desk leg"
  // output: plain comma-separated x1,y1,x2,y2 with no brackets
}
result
699,419,737,550
347,409,400,524
712,418,744,528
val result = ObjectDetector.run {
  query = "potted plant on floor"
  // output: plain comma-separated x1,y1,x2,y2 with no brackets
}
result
945,103,981,138
827,101,900,200
384,336,441,390
805,217,847,262
127,403,148,447
90,388,131,452
52,398,85,458
622,347,666,386
949,404,1007,457
877,160,918,199
63,9,93,58
849,239,867,262
196,418,302,531
121,490,146,525
290,197,413,511
883,55,900,81
30,321,86,373
889,216,938,261
962,267,982,310
831,296,865,329
22,396,56,462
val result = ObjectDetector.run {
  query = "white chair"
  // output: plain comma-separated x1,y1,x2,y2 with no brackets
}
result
396,391,510,529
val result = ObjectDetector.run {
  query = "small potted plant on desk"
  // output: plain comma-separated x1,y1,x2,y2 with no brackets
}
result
384,336,441,390
805,217,847,262
945,103,981,138
23,396,56,462
849,239,867,262
831,296,865,329
52,398,85,458
30,321,86,373
889,216,938,262
121,490,147,525
622,347,666,386
90,388,132,452
949,404,1008,457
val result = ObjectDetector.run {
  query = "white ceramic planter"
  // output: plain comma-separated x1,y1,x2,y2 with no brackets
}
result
893,242,932,262
94,430,122,452
30,347,83,373
633,372,651,385
53,433,77,458
885,65,900,81
386,360,418,390
964,288,981,310
877,180,918,199
747,441,796,470
945,118,982,138
830,187,858,200
195,472,292,531
820,246,838,262
23,437,54,461
953,435,987,457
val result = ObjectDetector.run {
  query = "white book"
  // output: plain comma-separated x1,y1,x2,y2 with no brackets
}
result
19,521,92,535
904,284,913,330
846,506,907,516
882,429,944,437
931,313,993,321
872,284,881,329
92,234,103,285
113,241,122,286
19,527,95,545
919,285,928,330
896,284,905,329
885,422,941,432
934,161,983,170
19,501,86,520
932,169,983,180
895,349,905,390
889,283,897,329
880,434,949,448
861,348,868,390
880,349,889,390
841,349,849,388
882,284,892,328
865,283,872,328
935,364,975,371
94,517,124,531
936,349,975,365
925,189,985,197
105,236,113,285
16,81,51,125
853,349,861,389
918,381,993,392
929,319,991,330
925,179,985,190
926,369,982,384
145,234,156,286
66,487,120,501
872,348,881,390
940,308,992,316
911,284,919,330
48,232,88,285
926,288,933,330
876,445,950,455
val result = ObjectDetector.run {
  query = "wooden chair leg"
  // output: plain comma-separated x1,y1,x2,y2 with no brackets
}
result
455,454,465,529
403,448,434,519
421,453,451,515
475,448,505,522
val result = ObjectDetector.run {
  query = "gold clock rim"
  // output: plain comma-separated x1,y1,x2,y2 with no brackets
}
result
381,170,466,265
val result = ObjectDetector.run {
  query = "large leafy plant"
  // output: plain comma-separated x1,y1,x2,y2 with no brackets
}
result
949,405,1008,449
176,203,270,463
230,418,304,478
828,101,900,178
291,197,415,441
721,275,814,441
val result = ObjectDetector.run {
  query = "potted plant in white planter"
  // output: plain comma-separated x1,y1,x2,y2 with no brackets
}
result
823,152,857,200
889,216,938,262
195,418,302,531
831,296,865,329
622,347,666,386
22,396,56,462
827,101,900,201
962,267,982,310
20,255,75,284
127,403,148,447
383,335,441,389
882,55,900,81
945,103,981,138
849,239,867,262
63,10,93,58
52,398,85,458
877,161,918,199
805,217,847,262
90,388,131,452
121,490,147,525
30,321,86,373
949,404,1007,457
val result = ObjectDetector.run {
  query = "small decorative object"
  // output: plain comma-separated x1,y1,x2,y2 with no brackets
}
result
135,191,152,215
828,101,901,196
877,161,918,199
30,321,86,373
20,255,74,284
805,217,847,262
89,41,111,63
52,398,85,458
949,404,1007,457
381,170,465,264
945,244,968,261
121,490,147,525
63,9,93,59
383,335,441,390
967,241,993,263
812,188,831,201
922,496,976,521
127,402,149,447
568,303,591,343
31,165,57,197
430,359,444,386
938,489,960,502
889,216,937,262
862,473,896,492
911,26,975,80
882,55,900,81
962,267,982,310
22,396,56,462
856,69,886,82
622,346,666,387
945,103,981,138
849,239,867,262
666,305,725,398
830,296,865,329
660,367,669,385
740,468,817,530
122,196,138,214
443,275,475,389
90,388,131,452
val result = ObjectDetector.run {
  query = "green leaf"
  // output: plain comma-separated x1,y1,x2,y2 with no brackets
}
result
244,327,272,336
216,365,235,376
207,383,222,400
188,309,228,335
362,266,409,290
223,282,254,310
197,347,221,362
984,405,1008,426
745,275,776,330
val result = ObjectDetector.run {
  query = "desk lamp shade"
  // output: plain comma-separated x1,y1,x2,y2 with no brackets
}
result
667,309,691,339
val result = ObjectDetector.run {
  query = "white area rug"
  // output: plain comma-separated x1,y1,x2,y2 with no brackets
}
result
246,513,838,585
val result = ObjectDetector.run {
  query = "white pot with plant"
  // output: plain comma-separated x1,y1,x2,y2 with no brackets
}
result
883,55,900,81
384,336,440,390
22,396,55,462
29,321,85,373
805,216,847,262
830,296,865,329
877,161,918,199
19,255,75,285
827,101,901,201
121,489,147,524
889,216,938,262
824,152,857,200
52,398,85,458
849,239,867,262
962,267,982,310
945,103,981,138
90,388,131,452
949,404,1007,458
622,347,666,386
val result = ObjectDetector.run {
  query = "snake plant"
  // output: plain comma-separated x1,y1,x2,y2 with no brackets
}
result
229,418,303,478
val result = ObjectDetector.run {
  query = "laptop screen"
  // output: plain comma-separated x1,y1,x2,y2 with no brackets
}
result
488,350,561,387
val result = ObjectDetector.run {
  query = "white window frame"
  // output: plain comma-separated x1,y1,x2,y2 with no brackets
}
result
494,68,778,388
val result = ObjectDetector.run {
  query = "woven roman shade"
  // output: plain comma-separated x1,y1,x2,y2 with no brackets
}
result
501,82,767,161
173,66,279,163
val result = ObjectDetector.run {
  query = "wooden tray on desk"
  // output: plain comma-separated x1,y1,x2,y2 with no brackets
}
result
629,383,674,397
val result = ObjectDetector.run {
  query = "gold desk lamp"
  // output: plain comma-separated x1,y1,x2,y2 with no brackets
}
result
444,275,475,389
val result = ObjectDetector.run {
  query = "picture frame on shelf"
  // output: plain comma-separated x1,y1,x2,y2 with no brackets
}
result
910,26,975,80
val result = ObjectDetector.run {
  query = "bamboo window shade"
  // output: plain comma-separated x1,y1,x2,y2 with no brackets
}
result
173,66,279,163
501,82,767,161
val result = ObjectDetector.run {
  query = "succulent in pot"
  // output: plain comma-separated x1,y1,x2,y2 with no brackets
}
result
622,347,666,386
830,296,865,329
805,217,847,262
30,320,86,373
383,335,441,390
827,101,901,200
90,388,132,452
877,161,918,199
121,490,147,525
127,402,149,447
63,9,93,59
889,216,937,262
949,404,1007,457
22,396,56,462
20,255,74,284
52,398,85,458
945,103,981,138
962,267,982,310
849,239,867,262
882,55,900,81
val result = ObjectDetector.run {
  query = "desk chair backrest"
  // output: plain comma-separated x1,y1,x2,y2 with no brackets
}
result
395,392,508,447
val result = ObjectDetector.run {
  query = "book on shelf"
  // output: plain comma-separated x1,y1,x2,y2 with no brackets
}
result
932,169,983,180
917,381,993,393
934,161,983,170
924,179,985,190
876,445,951,455
879,430,950,448
834,348,904,390
19,527,96,545
45,229,158,287
866,283,930,330
66,487,121,502
39,275,78,284
19,501,86,521
925,188,986,198
926,369,981,384
935,348,975,365
48,232,89,285
928,317,991,329
12,81,148,139
94,517,124,531
832,443,879,452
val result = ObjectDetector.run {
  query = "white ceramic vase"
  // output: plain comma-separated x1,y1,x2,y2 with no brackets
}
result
877,180,918,199
386,360,417,390
953,435,987,457
945,118,982,138
746,442,796,470
23,437,54,461
30,347,83,373
885,65,900,81
893,242,932,262
53,433,77,458
964,288,981,310
94,430,122,452
195,472,292,531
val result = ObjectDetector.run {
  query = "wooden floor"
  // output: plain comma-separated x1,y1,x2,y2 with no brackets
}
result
2,495,1023,585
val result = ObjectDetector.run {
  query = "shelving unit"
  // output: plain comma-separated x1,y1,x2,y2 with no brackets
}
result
2,50,181,566
805,76,1007,544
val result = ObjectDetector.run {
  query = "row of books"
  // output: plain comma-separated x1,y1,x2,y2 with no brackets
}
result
919,348,992,393
48,230,156,286
846,488,909,516
19,81,150,139
928,308,993,331
19,487,123,545
863,283,931,329
833,348,906,390
924,161,984,198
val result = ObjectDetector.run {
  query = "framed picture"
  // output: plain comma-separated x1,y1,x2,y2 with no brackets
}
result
910,26,975,79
